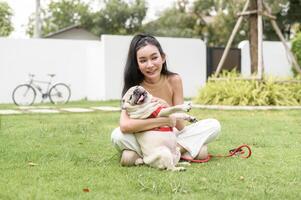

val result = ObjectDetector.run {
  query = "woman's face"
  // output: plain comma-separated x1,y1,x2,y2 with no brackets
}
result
136,44,165,82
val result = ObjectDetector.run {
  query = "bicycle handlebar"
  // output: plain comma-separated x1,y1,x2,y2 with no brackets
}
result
28,74,56,78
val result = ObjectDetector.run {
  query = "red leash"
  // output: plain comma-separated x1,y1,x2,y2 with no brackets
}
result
180,144,252,163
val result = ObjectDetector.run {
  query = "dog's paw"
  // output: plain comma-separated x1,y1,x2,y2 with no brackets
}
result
135,158,144,166
182,114,197,123
182,103,192,112
170,166,186,172
188,116,198,123
177,161,191,166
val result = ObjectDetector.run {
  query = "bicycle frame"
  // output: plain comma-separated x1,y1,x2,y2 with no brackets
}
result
12,74,71,106
28,78,53,99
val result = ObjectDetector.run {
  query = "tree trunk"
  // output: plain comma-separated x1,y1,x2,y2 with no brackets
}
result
249,0,258,74
34,0,41,38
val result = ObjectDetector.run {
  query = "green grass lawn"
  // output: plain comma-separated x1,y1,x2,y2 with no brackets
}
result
0,108,300,199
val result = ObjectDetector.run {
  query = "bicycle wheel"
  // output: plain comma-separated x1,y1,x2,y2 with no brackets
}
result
49,83,71,104
12,84,36,106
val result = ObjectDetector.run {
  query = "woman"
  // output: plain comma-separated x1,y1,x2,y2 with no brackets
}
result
111,33,221,166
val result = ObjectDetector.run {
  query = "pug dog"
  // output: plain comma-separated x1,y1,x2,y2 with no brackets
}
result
122,85,197,171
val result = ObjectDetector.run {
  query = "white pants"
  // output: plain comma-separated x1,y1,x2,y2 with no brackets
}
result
111,118,221,158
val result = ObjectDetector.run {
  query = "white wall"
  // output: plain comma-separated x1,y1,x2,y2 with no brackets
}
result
0,35,207,103
1,36,295,104
159,36,207,98
86,41,105,100
0,38,102,103
238,41,294,77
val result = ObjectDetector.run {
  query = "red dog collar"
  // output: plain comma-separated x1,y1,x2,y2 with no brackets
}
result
151,127,173,132
149,106,165,118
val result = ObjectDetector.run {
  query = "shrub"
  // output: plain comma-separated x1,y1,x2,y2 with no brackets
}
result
193,71,301,106
291,32,301,76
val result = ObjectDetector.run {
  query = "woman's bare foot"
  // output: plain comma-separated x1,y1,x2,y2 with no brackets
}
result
195,145,208,160
120,150,142,167
177,144,187,154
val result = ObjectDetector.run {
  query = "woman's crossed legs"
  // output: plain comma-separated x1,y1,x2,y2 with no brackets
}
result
111,118,221,166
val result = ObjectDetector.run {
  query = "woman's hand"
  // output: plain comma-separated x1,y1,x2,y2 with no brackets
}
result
120,110,175,133
168,115,177,127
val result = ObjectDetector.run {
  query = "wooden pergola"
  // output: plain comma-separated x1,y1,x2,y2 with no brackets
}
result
213,0,301,80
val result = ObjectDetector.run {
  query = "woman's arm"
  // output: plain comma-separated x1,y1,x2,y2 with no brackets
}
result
119,110,176,133
169,74,186,131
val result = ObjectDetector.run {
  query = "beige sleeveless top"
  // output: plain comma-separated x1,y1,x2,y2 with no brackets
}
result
140,75,174,106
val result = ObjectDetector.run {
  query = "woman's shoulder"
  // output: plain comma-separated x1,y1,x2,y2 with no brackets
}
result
166,73,183,85
165,74,183,106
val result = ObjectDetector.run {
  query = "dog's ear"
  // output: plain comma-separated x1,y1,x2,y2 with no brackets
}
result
121,99,126,110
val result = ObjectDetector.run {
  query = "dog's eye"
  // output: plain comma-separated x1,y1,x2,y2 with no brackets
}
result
129,95,132,100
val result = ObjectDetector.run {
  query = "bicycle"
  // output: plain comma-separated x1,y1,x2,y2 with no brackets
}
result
12,74,71,106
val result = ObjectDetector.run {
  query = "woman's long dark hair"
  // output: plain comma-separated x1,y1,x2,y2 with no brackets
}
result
122,33,175,96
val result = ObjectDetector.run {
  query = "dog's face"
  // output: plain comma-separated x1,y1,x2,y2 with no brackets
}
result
122,86,149,106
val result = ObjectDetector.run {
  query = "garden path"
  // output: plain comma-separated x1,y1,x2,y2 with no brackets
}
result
0,104,301,115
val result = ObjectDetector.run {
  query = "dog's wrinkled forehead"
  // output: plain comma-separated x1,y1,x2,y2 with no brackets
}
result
122,86,146,101
133,86,145,95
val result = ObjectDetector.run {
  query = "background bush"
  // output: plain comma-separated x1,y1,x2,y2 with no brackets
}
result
292,32,301,76
193,71,301,106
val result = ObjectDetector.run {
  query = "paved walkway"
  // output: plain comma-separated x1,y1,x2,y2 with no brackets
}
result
0,104,301,115
0,106,121,115
192,104,301,110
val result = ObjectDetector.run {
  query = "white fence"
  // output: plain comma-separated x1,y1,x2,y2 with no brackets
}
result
0,35,207,103
0,35,295,104
0,38,101,103
239,41,294,77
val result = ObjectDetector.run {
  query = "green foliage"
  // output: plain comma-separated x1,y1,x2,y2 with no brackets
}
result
26,0,92,37
142,7,198,38
91,0,146,36
291,32,301,76
194,71,301,106
192,0,293,46
26,0,146,37
207,8,248,46
0,1,14,36
193,0,249,46
23,0,299,45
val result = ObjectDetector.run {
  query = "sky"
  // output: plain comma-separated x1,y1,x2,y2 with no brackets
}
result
5,0,177,38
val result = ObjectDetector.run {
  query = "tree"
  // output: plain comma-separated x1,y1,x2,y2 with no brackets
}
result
0,1,14,36
26,0,93,37
142,0,200,38
192,0,248,46
282,0,301,38
239,0,301,41
192,0,291,46
287,0,301,25
142,8,198,38
91,0,147,35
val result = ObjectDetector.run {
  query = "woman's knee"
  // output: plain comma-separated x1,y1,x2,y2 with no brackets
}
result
111,127,129,152
214,119,221,132
111,127,122,143
208,118,221,134
203,118,221,143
